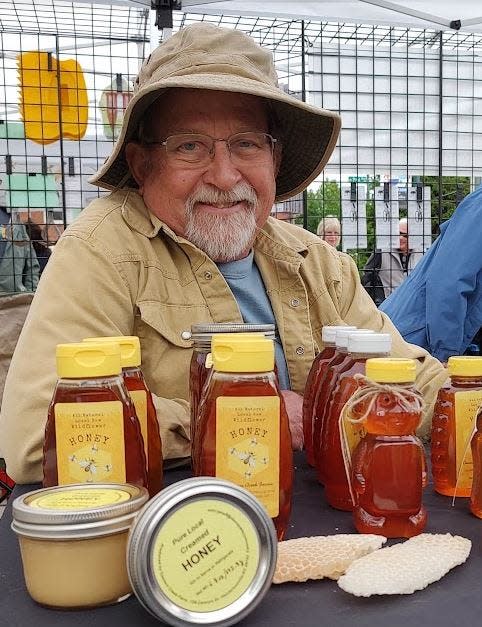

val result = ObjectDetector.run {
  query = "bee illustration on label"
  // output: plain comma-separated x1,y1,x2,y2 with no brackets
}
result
67,443,113,482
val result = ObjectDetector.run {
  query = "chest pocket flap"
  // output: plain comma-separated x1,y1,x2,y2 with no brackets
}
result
136,300,210,348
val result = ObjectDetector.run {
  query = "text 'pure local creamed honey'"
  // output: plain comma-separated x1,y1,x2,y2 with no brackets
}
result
193,333,293,540
43,342,147,489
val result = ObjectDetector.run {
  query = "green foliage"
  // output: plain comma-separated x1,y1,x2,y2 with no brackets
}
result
418,175,471,234
294,180,341,233
299,175,471,272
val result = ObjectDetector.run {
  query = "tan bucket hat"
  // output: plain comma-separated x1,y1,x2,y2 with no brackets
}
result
90,23,341,202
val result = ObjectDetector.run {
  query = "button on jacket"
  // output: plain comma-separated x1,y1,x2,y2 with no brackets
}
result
0,190,447,483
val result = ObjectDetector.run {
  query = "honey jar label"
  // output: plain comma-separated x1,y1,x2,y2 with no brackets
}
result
215,396,280,517
130,390,148,462
54,401,126,485
343,418,366,457
152,498,260,611
454,390,481,488
29,488,131,510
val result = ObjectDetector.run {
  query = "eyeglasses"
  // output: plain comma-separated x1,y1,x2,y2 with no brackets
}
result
144,132,277,168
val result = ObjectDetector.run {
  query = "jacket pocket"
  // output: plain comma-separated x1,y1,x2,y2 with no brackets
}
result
134,300,211,400
136,300,210,347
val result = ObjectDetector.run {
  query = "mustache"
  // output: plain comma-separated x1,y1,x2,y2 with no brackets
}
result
186,182,258,212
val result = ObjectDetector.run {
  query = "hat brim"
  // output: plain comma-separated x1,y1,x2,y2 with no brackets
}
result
89,74,341,202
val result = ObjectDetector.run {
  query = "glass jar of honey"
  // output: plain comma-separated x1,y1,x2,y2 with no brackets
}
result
43,342,147,489
193,334,293,540
83,336,162,497
12,483,148,609
431,356,482,497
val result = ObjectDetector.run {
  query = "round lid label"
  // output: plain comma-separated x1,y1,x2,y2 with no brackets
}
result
29,488,131,510
152,498,260,612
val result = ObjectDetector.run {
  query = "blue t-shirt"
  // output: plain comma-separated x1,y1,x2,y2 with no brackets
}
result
216,251,290,389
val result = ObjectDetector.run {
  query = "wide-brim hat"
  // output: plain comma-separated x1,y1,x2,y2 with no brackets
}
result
90,23,341,202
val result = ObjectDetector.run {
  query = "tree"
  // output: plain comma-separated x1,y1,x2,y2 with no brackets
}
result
417,175,471,235
295,180,341,233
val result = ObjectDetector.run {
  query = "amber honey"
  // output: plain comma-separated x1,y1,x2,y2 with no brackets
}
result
193,335,293,540
350,358,427,538
123,367,162,496
43,343,147,490
470,406,482,518
322,333,391,511
188,324,275,473
83,336,161,497
314,329,374,483
431,356,482,497
303,325,355,467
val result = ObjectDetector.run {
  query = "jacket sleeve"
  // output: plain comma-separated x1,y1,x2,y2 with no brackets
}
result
23,243,40,291
0,233,189,483
424,206,482,362
337,252,448,440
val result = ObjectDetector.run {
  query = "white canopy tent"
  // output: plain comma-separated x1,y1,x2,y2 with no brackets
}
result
179,1,482,32
93,0,482,33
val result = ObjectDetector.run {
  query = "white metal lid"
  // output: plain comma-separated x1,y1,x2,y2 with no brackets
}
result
11,483,148,540
127,476,277,627
347,332,392,354
321,325,356,343
335,328,374,350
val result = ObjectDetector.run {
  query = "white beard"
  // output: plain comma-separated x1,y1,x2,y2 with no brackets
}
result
184,182,259,262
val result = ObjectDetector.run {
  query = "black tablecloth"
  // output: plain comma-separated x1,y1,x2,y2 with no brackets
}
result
1,453,481,627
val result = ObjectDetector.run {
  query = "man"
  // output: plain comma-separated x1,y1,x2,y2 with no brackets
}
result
0,23,446,483
361,217,423,305
381,186,482,362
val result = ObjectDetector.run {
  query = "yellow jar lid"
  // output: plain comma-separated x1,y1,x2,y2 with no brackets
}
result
83,335,141,368
447,356,482,377
212,334,274,372
56,342,121,378
365,358,417,383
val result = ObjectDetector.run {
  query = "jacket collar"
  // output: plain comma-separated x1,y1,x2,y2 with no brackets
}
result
120,190,308,262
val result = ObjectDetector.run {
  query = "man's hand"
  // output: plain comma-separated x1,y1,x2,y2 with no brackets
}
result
280,390,304,451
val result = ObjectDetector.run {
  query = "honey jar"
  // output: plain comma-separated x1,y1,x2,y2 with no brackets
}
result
11,482,148,609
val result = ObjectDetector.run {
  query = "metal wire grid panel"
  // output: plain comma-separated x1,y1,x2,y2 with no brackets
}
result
0,1,149,293
175,11,482,301
0,3,481,298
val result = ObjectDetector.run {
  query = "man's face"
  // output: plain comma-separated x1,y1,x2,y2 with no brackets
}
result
399,222,409,253
127,89,279,262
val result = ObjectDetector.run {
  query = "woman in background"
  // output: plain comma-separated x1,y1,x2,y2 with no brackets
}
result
317,215,341,248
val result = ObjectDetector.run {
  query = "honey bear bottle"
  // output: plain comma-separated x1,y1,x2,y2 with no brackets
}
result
348,358,427,538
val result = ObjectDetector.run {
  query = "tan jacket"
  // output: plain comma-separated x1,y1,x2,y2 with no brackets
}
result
0,190,447,483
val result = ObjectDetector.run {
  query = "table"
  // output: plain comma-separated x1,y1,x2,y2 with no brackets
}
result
1,453,481,627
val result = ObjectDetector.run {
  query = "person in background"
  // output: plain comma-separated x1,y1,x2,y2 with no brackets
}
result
361,217,423,305
380,186,482,362
0,212,40,295
316,215,341,248
24,219,51,275
0,23,446,484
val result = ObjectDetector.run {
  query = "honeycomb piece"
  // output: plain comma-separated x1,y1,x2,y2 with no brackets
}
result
337,533,471,597
272,534,386,584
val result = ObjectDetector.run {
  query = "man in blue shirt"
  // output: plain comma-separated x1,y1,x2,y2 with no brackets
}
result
380,185,482,362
